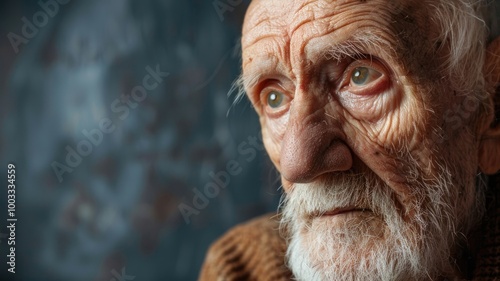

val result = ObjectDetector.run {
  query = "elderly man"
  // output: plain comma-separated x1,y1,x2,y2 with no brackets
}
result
200,0,500,280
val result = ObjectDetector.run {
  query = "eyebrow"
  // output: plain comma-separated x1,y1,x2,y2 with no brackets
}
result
241,57,277,92
322,30,398,64
241,30,399,92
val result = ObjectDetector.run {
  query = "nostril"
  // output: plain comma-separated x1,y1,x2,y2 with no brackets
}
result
280,132,353,183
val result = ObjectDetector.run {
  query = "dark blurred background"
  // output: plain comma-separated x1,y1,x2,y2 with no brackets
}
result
0,1,282,280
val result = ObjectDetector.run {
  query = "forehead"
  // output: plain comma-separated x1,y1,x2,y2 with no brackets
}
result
243,0,363,39
241,0,434,86
242,0,426,43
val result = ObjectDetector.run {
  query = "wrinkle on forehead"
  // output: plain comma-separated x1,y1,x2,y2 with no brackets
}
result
242,0,369,48
242,30,398,94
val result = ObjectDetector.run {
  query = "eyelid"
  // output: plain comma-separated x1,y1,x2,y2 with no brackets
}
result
341,58,390,95
247,77,289,107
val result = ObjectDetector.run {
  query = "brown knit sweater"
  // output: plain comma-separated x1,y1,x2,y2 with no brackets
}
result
199,175,500,280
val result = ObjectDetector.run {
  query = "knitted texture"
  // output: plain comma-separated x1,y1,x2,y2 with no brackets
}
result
199,214,292,281
200,175,500,281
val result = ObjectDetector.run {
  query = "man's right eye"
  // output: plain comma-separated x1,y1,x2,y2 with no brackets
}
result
259,88,291,117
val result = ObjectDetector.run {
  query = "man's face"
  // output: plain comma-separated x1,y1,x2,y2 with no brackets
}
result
242,0,487,279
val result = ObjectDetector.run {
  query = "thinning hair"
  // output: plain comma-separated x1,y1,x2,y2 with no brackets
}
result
430,0,498,98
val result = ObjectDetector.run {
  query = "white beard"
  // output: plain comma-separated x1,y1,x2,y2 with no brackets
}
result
281,163,485,281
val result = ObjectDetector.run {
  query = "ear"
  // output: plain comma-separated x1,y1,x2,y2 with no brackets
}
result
479,37,500,175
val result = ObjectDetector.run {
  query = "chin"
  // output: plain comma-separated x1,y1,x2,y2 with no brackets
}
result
286,215,429,281
280,164,485,281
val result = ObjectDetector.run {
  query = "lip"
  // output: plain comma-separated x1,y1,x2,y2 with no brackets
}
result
319,207,371,217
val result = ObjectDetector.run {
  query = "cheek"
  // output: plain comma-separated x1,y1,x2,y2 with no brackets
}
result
260,111,288,169
343,88,436,195
340,82,416,145
259,114,296,193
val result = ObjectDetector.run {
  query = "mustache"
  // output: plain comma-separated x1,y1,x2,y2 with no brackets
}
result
280,171,406,225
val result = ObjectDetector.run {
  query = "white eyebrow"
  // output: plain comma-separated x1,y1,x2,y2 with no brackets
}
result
321,31,396,63
240,54,281,93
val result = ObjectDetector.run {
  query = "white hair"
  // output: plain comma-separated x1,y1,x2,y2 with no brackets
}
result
280,128,488,280
428,0,499,110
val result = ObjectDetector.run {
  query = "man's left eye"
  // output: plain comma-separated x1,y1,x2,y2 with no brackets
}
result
350,66,382,86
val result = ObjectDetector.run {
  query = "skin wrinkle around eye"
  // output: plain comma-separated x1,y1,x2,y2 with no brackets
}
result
244,30,406,107
244,63,294,114
242,37,396,102
336,60,401,124
343,60,387,91
258,56,397,136
251,77,295,115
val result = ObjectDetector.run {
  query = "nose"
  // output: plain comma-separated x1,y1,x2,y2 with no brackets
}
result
280,98,353,183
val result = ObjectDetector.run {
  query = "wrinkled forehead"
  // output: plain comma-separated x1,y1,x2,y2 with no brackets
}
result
242,0,332,41
242,0,427,39
242,0,356,42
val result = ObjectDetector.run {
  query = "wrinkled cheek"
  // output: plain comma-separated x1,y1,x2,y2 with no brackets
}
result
348,140,414,202
346,125,433,206
260,116,288,171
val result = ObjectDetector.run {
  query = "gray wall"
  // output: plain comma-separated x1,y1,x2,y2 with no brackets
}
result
0,1,281,280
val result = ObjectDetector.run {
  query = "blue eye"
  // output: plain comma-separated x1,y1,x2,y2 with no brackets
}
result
267,91,284,108
351,67,382,86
